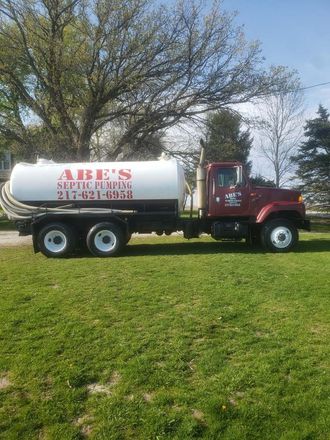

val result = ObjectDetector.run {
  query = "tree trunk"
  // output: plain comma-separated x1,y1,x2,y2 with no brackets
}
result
76,136,92,161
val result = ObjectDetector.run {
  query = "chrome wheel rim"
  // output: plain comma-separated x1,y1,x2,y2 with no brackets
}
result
270,226,292,249
44,230,67,253
94,230,116,252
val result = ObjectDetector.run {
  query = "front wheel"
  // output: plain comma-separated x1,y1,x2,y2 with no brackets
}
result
261,219,298,253
86,222,124,257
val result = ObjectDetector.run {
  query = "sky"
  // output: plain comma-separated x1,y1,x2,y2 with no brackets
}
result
222,0,330,113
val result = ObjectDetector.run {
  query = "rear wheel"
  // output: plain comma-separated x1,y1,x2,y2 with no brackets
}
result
37,222,77,258
261,219,298,252
86,222,124,257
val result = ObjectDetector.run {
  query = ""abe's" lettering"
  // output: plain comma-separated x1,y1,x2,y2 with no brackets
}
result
58,168,132,181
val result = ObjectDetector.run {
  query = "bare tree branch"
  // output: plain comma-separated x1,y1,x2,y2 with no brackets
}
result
0,0,294,161
256,77,304,187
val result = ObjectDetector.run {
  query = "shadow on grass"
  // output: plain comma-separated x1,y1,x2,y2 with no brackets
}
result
124,241,259,256
294,238,330,253
73,237,330,258
123,238,330,256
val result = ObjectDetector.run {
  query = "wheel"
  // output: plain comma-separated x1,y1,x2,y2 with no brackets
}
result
86,222,124,257
261,219,298,252
37,222,77,258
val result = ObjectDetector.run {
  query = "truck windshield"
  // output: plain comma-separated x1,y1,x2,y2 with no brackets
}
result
217,168,237,187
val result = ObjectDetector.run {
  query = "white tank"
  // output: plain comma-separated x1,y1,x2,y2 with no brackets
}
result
10,158,186,212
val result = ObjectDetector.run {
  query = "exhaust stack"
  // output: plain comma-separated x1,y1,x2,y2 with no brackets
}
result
197,139,207,218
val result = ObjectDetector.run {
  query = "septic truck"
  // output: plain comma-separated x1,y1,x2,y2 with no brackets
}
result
0,149,310,257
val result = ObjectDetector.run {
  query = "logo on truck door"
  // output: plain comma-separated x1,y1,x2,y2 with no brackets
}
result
56,168,133,201
224,191,242,207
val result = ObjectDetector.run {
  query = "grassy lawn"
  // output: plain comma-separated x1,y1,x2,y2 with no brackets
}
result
0,234,329,439
0,215,15,231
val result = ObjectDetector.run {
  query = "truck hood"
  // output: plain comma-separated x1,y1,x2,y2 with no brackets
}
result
253,186,301,203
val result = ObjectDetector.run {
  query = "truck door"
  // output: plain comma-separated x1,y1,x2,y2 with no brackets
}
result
207,164,250,217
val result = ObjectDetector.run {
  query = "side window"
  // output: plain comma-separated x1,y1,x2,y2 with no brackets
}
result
217,168,237,187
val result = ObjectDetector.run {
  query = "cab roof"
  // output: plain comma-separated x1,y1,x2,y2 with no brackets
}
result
206,161,243,168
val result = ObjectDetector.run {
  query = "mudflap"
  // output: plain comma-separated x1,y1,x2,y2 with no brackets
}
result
31,223,40,253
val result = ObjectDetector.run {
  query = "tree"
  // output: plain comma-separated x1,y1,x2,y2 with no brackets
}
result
90,121,164,161
250,174,275,187
292,105,330,210
204,109,253,172
0,0,293,161
256,75,304,187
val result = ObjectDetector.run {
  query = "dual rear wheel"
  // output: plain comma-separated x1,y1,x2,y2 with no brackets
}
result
37,223,77,258
86,222,124,257
37,222,125,258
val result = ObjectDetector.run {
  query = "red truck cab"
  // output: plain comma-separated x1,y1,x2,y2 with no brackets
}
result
203,162,310,252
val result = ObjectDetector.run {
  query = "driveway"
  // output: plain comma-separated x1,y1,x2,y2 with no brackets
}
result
0,231,32,247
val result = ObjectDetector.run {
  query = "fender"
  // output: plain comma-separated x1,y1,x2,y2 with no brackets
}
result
256,201,305,224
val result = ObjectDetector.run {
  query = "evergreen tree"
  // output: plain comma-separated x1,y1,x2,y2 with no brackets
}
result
205,109,253,173
250,174,276,187
293,105,330,210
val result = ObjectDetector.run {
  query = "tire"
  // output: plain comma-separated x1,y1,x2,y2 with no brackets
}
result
37,222,77,258
86,222,124,257
125,233,132,244
261,219,298,253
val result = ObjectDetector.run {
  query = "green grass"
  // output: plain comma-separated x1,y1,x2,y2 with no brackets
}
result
0,234,329,439
0,215,15,231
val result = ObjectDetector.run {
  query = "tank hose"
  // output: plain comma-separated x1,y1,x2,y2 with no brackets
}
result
0,181,135,221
